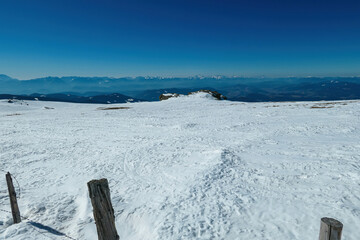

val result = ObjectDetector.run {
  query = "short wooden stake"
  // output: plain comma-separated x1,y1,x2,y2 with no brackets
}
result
87,178,119,240
5,172,21,224
319,217,343,240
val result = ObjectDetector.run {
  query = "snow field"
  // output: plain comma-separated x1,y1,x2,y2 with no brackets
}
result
0,95,359,239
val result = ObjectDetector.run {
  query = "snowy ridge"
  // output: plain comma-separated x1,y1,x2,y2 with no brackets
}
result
0,98,359,239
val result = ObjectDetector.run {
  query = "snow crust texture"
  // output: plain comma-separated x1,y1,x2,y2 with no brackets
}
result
0,98,359,240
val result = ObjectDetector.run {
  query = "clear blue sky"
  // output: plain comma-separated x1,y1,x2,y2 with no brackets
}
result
0,0,359,79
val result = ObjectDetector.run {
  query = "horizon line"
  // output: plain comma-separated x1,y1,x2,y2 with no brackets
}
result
2,73,360,81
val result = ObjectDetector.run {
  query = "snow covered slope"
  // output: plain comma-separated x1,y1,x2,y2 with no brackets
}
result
0,95,359,240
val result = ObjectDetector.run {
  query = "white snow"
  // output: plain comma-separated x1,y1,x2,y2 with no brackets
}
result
0,97,359,240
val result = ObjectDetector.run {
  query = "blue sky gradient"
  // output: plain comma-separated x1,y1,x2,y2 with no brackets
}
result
0,0,359,79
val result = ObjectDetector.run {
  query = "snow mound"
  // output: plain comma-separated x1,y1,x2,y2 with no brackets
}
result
187,91,217,99
160,90,226,101
188,90,227,100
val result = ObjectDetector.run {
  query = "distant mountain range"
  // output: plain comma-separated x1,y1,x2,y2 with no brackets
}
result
1,74,360,103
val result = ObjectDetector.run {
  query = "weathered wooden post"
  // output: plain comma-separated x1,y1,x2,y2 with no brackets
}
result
319,217,343,240
87,178,119,240
5,172,21,224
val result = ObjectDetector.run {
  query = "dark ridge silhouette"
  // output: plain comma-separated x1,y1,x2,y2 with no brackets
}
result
1,93,142,104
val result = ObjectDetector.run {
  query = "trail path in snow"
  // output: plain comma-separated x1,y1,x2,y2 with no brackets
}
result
0,96,359,239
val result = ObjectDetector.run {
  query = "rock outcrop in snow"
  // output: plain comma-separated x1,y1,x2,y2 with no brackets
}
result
188,90,227,100
159,89,227,101
159,93,182,101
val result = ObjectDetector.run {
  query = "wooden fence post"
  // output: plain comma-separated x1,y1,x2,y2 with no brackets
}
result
87,178,119,240
5,172,21,224
319,217,343,240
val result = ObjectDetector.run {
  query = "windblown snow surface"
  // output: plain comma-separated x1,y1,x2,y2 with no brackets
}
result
0,93,359,240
